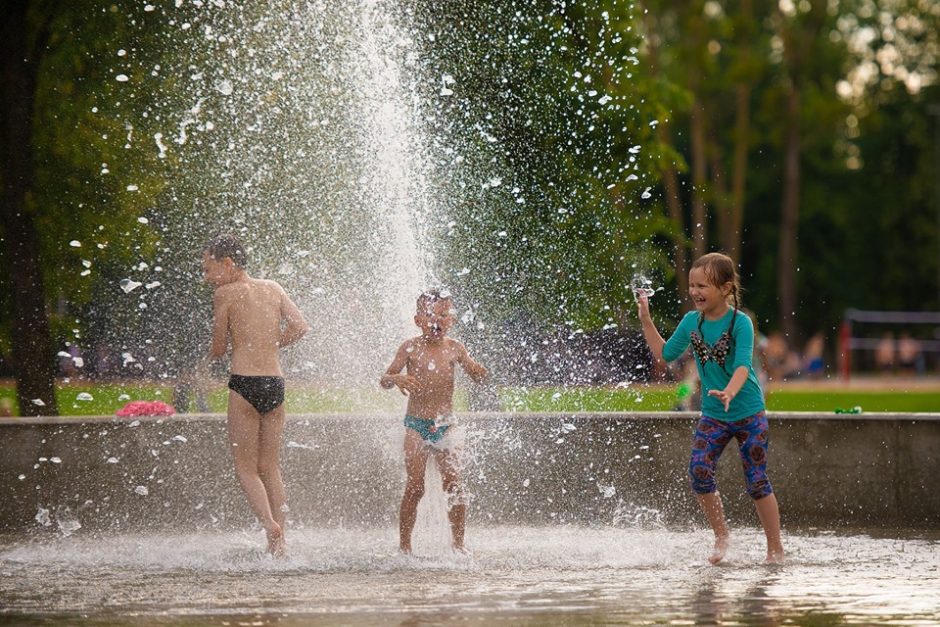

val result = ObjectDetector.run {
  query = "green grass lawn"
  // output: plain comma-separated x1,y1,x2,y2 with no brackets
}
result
0,381,407,416
765,389,940,413
0,382,184,416
500,386,940,413
0,380,937,416
499,386,678,412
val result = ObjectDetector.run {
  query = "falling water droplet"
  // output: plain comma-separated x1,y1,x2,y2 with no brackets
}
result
35,507,51,526
119,279,142,293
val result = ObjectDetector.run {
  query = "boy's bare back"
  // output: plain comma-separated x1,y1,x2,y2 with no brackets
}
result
209,276,307,377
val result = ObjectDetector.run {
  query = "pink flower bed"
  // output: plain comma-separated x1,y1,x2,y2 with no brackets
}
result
115,400,176,417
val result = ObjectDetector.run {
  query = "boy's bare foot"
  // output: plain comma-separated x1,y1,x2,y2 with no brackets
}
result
765,548,785,564
708,535,730,564
399,544,412,555
266,523,286,558
452,545,472,558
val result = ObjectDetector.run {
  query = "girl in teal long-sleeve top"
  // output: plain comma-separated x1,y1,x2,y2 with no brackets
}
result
637,252,784,564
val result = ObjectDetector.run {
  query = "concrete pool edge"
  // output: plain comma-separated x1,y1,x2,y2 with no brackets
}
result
2,411,938,532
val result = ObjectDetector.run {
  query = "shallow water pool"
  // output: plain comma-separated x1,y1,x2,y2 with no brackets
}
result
1,525,938,625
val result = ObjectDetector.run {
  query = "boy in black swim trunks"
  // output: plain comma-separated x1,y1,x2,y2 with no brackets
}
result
202,234,309,556
380,290,488,554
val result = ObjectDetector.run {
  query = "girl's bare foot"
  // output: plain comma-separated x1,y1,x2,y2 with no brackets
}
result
266,523,286,558
708,535,730,564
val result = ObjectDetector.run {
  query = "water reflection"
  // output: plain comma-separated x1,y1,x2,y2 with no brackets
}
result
690,572,784,627
741,576,782,627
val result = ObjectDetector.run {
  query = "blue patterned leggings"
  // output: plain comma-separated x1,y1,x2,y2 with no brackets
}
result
688,412,773,500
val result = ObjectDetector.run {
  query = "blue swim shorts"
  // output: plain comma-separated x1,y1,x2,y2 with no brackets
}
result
404,415,450,444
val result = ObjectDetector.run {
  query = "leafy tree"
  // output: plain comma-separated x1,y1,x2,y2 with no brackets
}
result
772,0,837,340
0,0,58,414
413,0,672,336
1,1,169,414
3,0,938,408
640,0,777,304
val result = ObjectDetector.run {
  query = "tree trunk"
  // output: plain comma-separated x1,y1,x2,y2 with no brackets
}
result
709,139,730,253
727,82,750,262
711,83,750,264
656,124,689,300
726,0,754,263
777,83,801,341
0,0,59,416
689,99,708,258
775,1,826,341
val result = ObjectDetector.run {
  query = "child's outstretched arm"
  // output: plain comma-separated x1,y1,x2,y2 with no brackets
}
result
198,289,230,381
380,342,421,395
457,343,488,383
277,285,310,348
636,294,666,361
207,289,231,363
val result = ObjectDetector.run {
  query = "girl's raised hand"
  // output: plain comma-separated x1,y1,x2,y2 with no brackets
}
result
636,293,651,320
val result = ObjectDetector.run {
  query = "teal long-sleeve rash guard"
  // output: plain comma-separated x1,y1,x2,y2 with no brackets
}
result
663,308,766,421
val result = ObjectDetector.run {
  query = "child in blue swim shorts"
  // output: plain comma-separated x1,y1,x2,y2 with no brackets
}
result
637,253,784,564
381,289,488,554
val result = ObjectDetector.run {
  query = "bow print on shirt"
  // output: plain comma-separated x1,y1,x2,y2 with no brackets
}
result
689,330,733,371
689,312,738,373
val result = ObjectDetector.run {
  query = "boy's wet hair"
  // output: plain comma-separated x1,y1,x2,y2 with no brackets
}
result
416,288,452,314
692,252,742,309
205,234,247,268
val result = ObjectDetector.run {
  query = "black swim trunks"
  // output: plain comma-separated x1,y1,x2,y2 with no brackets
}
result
227,374,285,414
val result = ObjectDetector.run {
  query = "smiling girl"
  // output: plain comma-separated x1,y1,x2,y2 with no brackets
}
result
636,252,784,564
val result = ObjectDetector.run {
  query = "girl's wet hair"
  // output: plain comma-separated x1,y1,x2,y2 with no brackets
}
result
205,234,247,268
692,252,742,311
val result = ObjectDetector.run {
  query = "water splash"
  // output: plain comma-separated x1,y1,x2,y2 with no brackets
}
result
630,273,663,302
55,0,669,396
